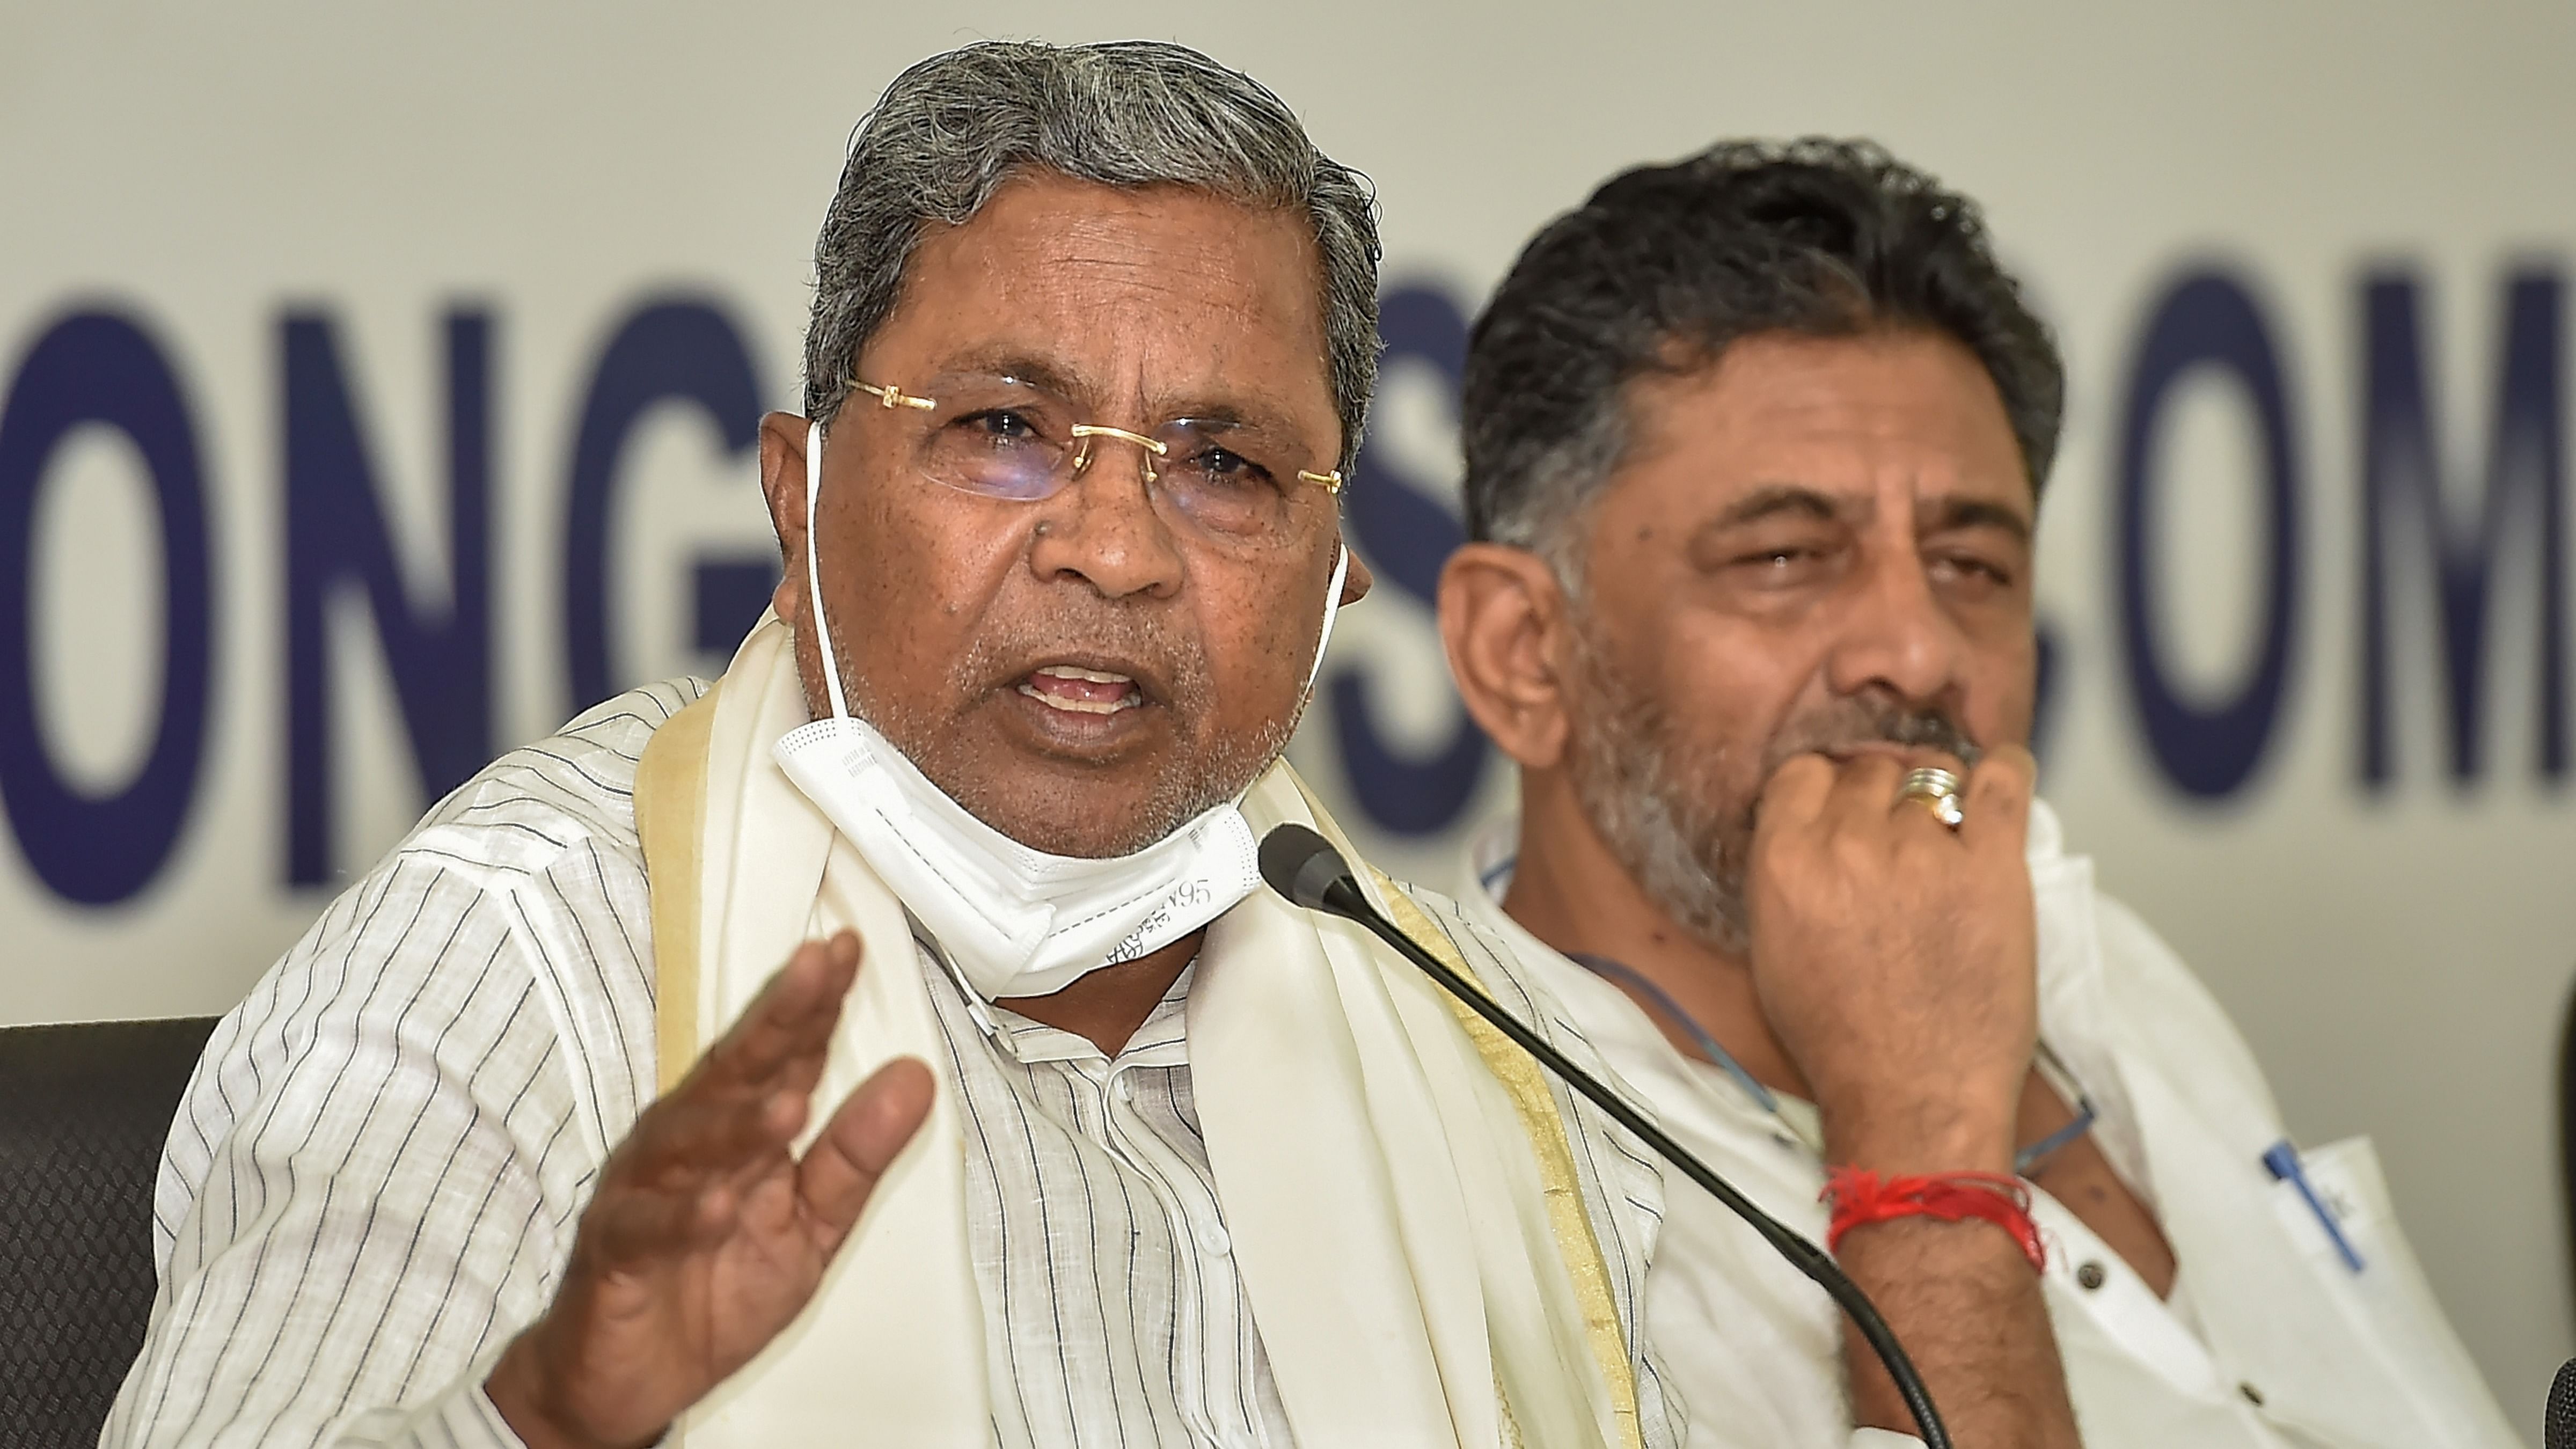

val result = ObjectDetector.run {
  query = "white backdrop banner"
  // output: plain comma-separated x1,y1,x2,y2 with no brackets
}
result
5,1,2572,1438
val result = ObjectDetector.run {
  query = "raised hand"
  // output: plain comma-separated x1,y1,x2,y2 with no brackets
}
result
485,932,935,1449
1746,747,2077,1446
1744,747,2040,1172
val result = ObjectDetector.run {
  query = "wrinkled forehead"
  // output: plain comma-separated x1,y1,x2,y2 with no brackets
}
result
861,175,1340,434
1616,331,2031,509
903,355,1323,443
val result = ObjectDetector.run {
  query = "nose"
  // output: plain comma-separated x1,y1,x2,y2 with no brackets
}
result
1026,444,1187,600
1823,543,1965,708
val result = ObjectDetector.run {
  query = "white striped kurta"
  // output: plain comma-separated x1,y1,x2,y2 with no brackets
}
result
924,948,1293,1447
100,680,1680,1449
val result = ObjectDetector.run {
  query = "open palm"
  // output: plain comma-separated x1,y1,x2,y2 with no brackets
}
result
486,933,935,1449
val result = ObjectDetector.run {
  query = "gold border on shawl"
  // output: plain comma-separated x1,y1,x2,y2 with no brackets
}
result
1367,866,1644,1449
636,689,718,1093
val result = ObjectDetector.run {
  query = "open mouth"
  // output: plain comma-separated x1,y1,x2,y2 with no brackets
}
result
1016,664,1145,716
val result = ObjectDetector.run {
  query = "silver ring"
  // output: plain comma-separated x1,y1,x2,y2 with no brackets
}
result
1897,766,1965,830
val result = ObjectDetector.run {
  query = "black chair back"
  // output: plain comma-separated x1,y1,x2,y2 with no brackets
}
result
0,1016,219,1449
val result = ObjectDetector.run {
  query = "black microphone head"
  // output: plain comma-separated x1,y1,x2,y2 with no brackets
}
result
2550,1357,2576,1449
1258,824,1359,914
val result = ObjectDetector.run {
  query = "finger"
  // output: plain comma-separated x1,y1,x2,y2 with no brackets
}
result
1825,752,1911,832
585,1167,733,1269
798,1058,938,1239
625,935,866,1183
1754,753,1836,841
1878,751,1971,837
698,932,863,1093
591,1066,832,1266
623,1086,805,1191
1959,743,2036,853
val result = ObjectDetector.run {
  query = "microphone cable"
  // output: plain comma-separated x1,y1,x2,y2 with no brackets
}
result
1258,823,1952,1449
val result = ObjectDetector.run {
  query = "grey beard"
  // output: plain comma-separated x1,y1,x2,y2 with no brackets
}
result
817,612,1300,861
1563,633,1756,954
1560,620,1983,958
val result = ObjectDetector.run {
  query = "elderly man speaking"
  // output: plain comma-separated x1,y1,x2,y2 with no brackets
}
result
105,41,1677,1449
1437,141,2516,1447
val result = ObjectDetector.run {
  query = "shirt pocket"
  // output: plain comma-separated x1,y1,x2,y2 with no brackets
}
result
2264,1136,2377,1268
2266,1137,2517,1447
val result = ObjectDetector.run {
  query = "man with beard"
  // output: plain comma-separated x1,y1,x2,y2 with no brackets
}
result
1437,140,2515,1447
104,42,1679,1449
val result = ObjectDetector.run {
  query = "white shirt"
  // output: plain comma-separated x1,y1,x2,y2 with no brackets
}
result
1461,804,2519,1449
923,948,1293,1448
101,681,1680,1449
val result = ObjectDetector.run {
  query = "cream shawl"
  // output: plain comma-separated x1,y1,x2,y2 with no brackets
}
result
634,614,1640,1448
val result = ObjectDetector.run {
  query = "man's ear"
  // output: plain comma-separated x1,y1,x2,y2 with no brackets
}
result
1438,543,1576,771
758,411,813,625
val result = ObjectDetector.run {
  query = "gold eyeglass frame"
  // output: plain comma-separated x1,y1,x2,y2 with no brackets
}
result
848,377,1345,494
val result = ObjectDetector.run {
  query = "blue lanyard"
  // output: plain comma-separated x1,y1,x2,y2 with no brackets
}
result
1569,953,1782,1112
1565,950,2097,1177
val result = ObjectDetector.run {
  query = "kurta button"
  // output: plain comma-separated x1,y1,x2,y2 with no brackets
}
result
2238,1382,2265,1407
1197,1220,1232,1256
2075,1261,2106,1291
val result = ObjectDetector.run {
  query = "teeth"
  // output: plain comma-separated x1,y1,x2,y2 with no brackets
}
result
1018,683,1140,715
1032,665,1133,684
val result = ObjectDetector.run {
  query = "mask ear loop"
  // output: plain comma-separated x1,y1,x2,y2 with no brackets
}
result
1303,542,1351,699
804,419,853,721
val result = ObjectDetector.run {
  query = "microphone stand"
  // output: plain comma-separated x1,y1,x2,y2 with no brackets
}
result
1259,824,1952,1449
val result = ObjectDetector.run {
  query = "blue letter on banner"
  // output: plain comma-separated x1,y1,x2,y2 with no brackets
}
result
2358,267,2564,785
0,310,215,904
282,309,492,885
562,297,766,706
2114,269,2304,800
1330,282,1489,836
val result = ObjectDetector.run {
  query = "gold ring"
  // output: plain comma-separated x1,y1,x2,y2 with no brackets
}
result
1897,766,1965,830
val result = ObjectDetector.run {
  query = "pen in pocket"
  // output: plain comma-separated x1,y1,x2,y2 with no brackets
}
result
2263,1139,2364,1274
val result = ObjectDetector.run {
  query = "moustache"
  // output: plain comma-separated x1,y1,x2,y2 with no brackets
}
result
1762,697,1984,777
951,603,1206,709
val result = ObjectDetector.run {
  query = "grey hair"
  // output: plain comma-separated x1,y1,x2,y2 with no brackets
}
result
803,40,1382,472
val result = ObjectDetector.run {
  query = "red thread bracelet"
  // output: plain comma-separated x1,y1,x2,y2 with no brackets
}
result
1822,1167,2047,1274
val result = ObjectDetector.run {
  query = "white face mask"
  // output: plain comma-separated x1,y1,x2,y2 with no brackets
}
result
772,419,1348,1000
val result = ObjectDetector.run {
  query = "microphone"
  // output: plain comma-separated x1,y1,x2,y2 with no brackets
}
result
1258,824,1952,1449
2549,1357,2576,1449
